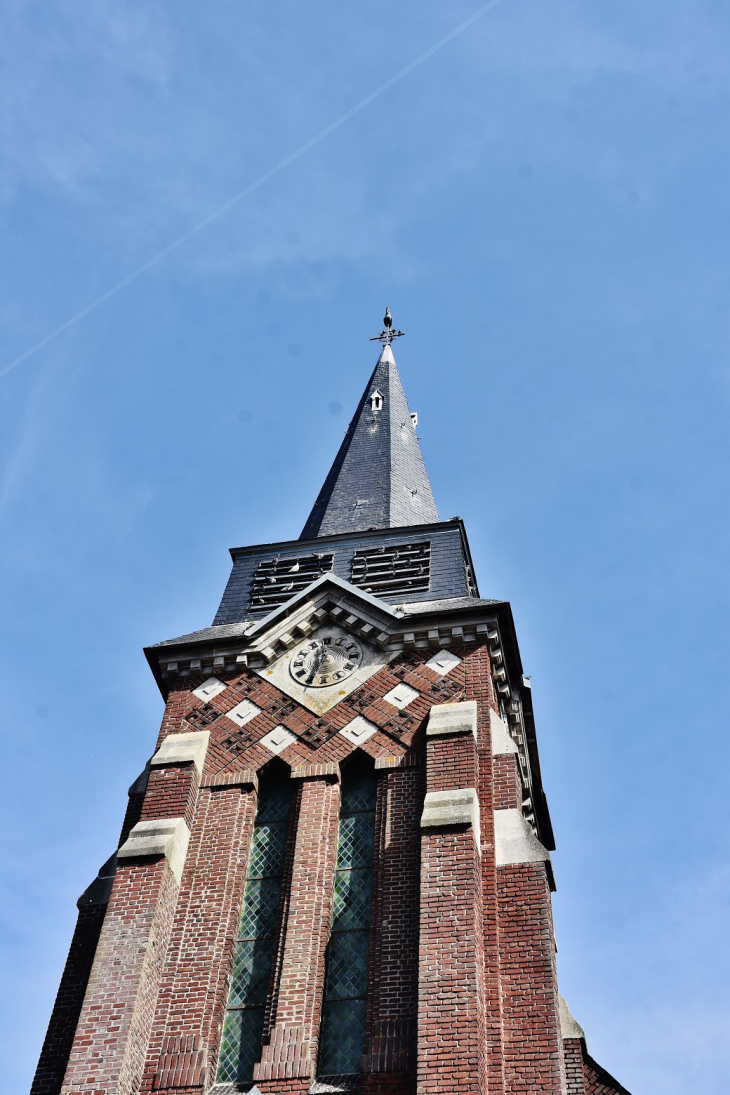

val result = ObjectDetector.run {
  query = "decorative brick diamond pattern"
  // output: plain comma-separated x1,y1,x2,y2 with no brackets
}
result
339,716,378,747
424,648,462,676
192,676,227,703
259,725,297,756
184,703,220,732
383,682,419,709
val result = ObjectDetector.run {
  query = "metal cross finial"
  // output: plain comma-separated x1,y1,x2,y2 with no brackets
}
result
370,306,405,345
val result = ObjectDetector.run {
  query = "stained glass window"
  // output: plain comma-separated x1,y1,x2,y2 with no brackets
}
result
216,772,292,1084
317,762,377,1079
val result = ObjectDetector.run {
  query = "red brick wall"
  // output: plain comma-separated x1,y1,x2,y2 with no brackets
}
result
363,762,422,1087
418,703,487,1095
32,772,148,1095
35,640,633,1095
582,1051,630,1095
139,782,258,1093
496,861,565,1095
61,859,180,1095
492,753,522,811
418,827,488,1095
140,765,198,828
563,1039,586,1095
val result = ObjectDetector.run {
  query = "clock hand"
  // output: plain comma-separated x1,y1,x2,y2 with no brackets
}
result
305,645,326,685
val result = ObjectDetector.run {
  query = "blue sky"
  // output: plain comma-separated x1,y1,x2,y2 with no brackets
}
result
2,2,729,1092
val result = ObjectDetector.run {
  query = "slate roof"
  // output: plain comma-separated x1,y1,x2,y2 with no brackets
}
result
151,621,253,648
300,343,439,538
402,596,503,614
150,596,501,650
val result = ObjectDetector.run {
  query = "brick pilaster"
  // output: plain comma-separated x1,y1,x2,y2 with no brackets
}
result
363,756,422,1087
140,773,259,1094
496,859,565,1095
417,702,488,1095
60,859,180,1095
563,1039,586,1095
253,771,340,1088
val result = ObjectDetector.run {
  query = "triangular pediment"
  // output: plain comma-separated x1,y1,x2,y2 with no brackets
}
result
242,575,402,714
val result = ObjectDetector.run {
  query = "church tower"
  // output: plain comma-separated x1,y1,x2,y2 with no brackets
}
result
32,311,630,1095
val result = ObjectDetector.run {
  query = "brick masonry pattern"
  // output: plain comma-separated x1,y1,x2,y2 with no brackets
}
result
34,641,631,1095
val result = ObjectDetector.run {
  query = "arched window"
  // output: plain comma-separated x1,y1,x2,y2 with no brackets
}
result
216,768,293,1084
317,757,377,1080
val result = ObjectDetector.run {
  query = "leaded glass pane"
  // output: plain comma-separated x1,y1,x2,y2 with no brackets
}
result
257,780,293,822
217,1006,265,1084
325,930,370,1000
332,868,372,930
217,772,292,1084
318,998,368,1075
238,878,282,939
341,775,377,814
228,937,275,1007
247,821,289,878
318,762,377,1080
336,814,375,869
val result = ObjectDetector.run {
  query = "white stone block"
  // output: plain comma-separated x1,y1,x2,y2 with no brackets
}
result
427,700,477,739
559,995,585,1041
260,725,297,755
383,683,419,709
117,817,191,883
421,787,480,834
151,730,210,776
489,711,518,756
226,699,261,728
192,676,226,703
425,649,462,676
340,716,378,746
494,808,550,867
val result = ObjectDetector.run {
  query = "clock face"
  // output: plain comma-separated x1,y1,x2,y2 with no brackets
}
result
290,633,364,688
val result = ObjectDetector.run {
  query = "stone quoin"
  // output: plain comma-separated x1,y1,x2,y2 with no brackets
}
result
32,311,631,1095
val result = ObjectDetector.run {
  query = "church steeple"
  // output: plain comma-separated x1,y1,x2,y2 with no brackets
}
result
300,311,439,538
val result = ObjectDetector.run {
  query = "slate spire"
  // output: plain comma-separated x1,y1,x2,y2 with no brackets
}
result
300,329,439,538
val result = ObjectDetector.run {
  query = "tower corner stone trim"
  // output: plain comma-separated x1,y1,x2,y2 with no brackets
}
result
117,817,191,884
421,787,480,832
489,709,519,755
494,807,551,867
150,729,210,775
426,699,478,738
559,994,586,1041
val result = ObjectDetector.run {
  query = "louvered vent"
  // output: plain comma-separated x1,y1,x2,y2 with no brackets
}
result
251,553,334,611
351,542,430,598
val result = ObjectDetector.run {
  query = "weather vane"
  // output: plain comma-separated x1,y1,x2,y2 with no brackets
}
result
370,306,405,345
